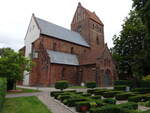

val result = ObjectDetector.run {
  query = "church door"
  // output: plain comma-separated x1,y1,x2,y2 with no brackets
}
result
103,70,112,87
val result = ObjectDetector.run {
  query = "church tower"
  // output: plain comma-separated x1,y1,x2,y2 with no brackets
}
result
71,2,105,50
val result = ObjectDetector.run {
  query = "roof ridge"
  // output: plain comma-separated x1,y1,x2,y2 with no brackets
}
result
34,16,90,47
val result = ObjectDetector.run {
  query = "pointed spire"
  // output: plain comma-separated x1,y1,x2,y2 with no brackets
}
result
78,2,81,7
32,13,35,17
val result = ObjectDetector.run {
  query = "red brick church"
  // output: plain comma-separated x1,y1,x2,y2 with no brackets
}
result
20,3,117,87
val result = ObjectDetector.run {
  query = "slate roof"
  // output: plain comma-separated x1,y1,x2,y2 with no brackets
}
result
35,17,90,47
47,50,79,66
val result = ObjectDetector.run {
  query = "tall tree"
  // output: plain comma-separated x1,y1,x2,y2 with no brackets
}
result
0,48,33,90
112,10,148,79
132,0,150,33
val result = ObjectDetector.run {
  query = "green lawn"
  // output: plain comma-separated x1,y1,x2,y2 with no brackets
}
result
1,96,52,113
7,87,40,94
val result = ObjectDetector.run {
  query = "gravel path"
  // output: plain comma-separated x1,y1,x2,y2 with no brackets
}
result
6,92,45,98
37,92,78,113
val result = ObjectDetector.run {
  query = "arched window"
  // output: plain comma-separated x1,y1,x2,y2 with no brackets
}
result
61,68,65,80
53,42,56,50
71,47,74,54
93,24,94,29
96,36,100,45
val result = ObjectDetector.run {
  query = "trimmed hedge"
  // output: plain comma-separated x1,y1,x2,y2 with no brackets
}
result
102,98,116,104
55,80,69,91
102,91,121,98
131,88,150,94
114,80,133,86
138,80,150,88
119,102,138,110
65,97,88,107
128,95,150,102
86,82,96,89
91,95,102,100
0,77,7,111
115,92,135,100
90,105,130,113
75,101,91,112
114,85,127,91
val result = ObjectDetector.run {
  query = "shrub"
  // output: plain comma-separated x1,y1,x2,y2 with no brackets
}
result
131,88,150,94
119,102,138,110
95,100,105,107
87,89,98,94
86,82,96,89
65,97,88,107
102,98,116,104
145,101,150,107
128,95,150,102
82,93,91,97
138,80,150,88
57,94,72,102
75,101,90,112
114,80,133,87
55,80,69,91
115,92,135,100
50,91,64,97
114,85,127,91
91,95,102,100
102,91,121,98
89,105,130,113
0,77,7,111
92,89,108,95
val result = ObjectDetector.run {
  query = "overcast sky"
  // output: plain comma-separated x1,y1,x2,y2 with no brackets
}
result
0,0,133,51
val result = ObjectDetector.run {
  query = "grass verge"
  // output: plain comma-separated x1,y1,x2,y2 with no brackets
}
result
1,96,52,113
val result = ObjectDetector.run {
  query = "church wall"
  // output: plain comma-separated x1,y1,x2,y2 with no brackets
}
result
50,64,78,85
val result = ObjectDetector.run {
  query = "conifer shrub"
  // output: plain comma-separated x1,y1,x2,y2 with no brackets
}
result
86,81,96,89
55,80,69,91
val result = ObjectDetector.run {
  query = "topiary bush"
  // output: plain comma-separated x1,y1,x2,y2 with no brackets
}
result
91,95,102,100
114,80,133,87
138,80,150,88
114,85,127,91
118,102,138,110
65,97,88,107
75,101,91,112
115,92,136,100
55,80,69,91
102,91,121,98
102,98,116,104
128,95,150,102
131,88,150,94
86,81,96,89
89,105,130,113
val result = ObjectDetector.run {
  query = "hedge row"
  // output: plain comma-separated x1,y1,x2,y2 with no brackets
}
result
90,102,138,113
0,77,7,111
114,80,150,88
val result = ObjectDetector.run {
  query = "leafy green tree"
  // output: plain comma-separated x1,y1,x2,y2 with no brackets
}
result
112,10,148,79
0,48,33,90
132,0,150,33
132,0,150,78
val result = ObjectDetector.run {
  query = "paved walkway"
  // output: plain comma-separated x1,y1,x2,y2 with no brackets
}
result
6,92,45,98
37,92,78,113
